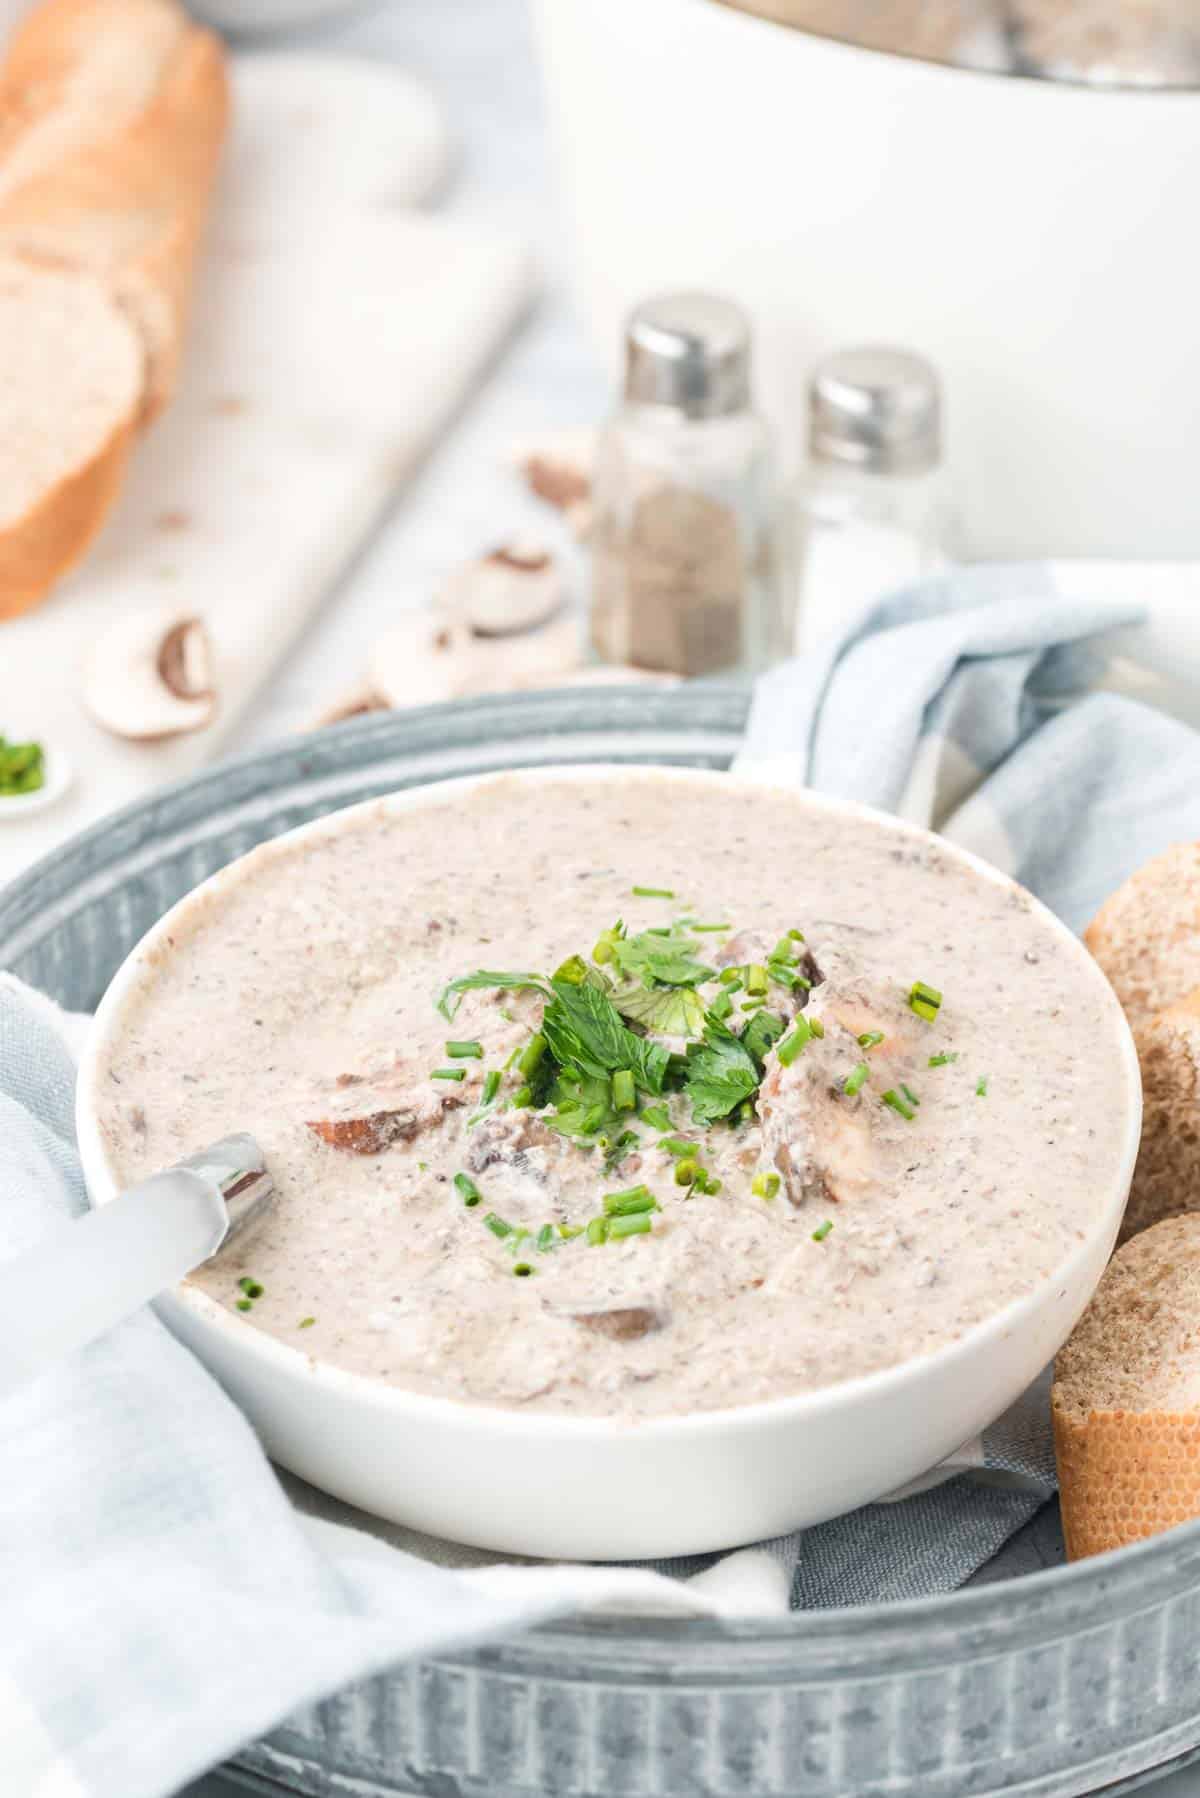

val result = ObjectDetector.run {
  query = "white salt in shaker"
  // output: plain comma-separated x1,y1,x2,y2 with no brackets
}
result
793,347,959,656
590,293,784,677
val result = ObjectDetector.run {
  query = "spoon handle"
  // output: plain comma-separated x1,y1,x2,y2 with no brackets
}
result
0,1168,228,1397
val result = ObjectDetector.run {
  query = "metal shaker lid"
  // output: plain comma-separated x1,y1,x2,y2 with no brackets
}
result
809,345,942,474
623,292,752,419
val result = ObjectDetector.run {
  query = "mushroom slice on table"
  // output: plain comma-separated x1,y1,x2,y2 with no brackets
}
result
83,611,215,740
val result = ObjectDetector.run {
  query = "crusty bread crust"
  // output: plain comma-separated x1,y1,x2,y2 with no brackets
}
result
1123,992,1200,1242
1053,1401,1200,1561
1085,843,1200,1028
0,0,226,619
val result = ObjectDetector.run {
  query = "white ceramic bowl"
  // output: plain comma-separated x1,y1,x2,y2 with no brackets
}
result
76,766,1142,1561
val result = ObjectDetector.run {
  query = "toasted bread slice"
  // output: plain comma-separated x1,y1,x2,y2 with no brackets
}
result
1085,843,1200,1027
0,257,142,619
1053,1214,1200,1560
1123,992,1200,1243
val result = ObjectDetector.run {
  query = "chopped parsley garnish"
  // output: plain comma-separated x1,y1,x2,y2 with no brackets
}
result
976,1075,989,1097
640,1103,671,1131
0,737,45,797
611,979,706,1038
685,1017,759,1125
741,1008,785,1069
298,1317,316,1329
603,1128,639,1172
928,1051,958,1067
882,1088,916,1121
542,976,669,1094
812,1220,833,1242
436,969,550,1022
843,1062,870,1097
909,981,943,1022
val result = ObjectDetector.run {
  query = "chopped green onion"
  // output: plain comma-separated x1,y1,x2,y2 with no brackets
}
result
928,1051,959,1068
843,1062,870,1097
740,998,768,1013
769,964,800,991
445,1039,483,1059
609,1212,653,1239
592,921,625,965
691,922,732,932
558,1222,585,1240
909,980,943,1022
745,963,769,997
236,1298,253,1312
900,1083,921,1107
298,1317,315,1329
454,1172,482,1207
505,1228,530,1255
776,1018,812,1066
536,1224,555,1251
701,1175,722,1195
882,1088,916,1121
518,1033,547,1078
602,1184,657,1216
553,954,590,985
709,991,734,1022
480,1069,501,1105
586,1217,610,1246
809,1016,825,1039
513,1262,536,1277
511,1083,534,1108
770,935,798,965
812,1220,833,1242
632,886,675,898
657,1136,697,1158
611,1068,636,1111
788,928,806,943
432,1066,467,1083
752,1171,780,1200
238,1277,264,1298
675,1158,699,1187
640,1104,671,1130
976,1075,989,1097
858,1031,885,1051
719,968,744,989
484,1212,512,1239
737,1099,756,1125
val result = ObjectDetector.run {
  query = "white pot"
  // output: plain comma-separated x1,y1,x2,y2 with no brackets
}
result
532,0,1200,559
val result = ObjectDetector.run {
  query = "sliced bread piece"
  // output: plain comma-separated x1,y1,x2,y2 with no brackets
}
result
1122,991,1200,1243
1052,1213,1200,1560
0,256,142,619
1085,843,1200,1027
0,0,228,417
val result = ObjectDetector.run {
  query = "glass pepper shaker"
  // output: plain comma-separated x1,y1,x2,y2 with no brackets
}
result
589,293,783,678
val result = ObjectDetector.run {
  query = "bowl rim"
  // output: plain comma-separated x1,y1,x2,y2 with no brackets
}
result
76,760,1143,1448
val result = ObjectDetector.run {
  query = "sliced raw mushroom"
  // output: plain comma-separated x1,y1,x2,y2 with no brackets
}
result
367,611,476,710
460,610,581,695
508,428,596,539
307,1062,467,1154
315,686,391,728
83,611,216,740
440,540,564,637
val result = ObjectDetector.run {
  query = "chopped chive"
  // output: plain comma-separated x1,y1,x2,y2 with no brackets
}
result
843,1062,870,1097
788,928,806,943
657,1136,697,1158
511,1083,534,1109
298,1316,316,1329
976,1075,989,1097
235,1298,253,1312
513,1263,536,1277
609,1212,653,1239
928,1051,959,1068
770,935,798,965
700,1175,722,1195
709,991,734,1022
674,1158,699,1187
632,886,675,898
745,963,769,997
454,1172,482,1207
445,1039,483,1059
612,1068,636,1111
691,922,732,932
909,980,943,1022
776,1018,812,1066
752,1171,781,1200
641,1104,671,1130
586,1217,610,1246
580,1101,608,1133
644,926,672,937
432,1066,467,1083
740,997,768,1012
737,1099,756,1125
882,1088,916,1121
503,1045,523,1070
559,1222,585,1240
484,1212,512,1238
858,1031,885,1051
769,964,799,990
900,1083,921,1107
553,954,590,985
809,1016,825,1039
719,968,744,989
481,1069,501,1105
592,936,615,965
812,1220,833,1242
603,1184,657,1216
536,1224,555,1251
238,1277,264,1298
518,1033,547,1078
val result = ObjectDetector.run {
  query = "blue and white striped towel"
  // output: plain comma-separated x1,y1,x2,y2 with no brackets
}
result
6,563,1200,1797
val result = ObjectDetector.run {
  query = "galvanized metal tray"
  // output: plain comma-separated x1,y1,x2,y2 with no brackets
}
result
6,685,1200,1798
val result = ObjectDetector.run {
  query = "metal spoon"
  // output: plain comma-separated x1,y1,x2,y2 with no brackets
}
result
0,1133,274,1397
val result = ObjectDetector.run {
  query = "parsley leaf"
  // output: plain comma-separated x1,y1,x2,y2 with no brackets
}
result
542,977,669,1094
685,1018,760,1125
611,980,707,1039
612,930,714,989
741,1008,786,1069
436,969,550,1022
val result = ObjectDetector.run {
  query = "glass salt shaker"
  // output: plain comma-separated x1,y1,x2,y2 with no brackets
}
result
793,347,960,655
590,293,783,677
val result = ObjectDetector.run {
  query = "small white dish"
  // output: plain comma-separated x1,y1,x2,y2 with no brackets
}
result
0,741,73,820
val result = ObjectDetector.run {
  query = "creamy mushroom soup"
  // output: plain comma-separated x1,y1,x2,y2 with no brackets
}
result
97,772,1136,1419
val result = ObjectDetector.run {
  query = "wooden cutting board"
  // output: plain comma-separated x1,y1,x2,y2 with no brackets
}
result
0,52,534,883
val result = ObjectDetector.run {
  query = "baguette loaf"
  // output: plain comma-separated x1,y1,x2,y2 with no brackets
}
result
1122,991,1200,1243
1053,1214,1200,1560
1085,842,1200,1028
0,0,227,619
